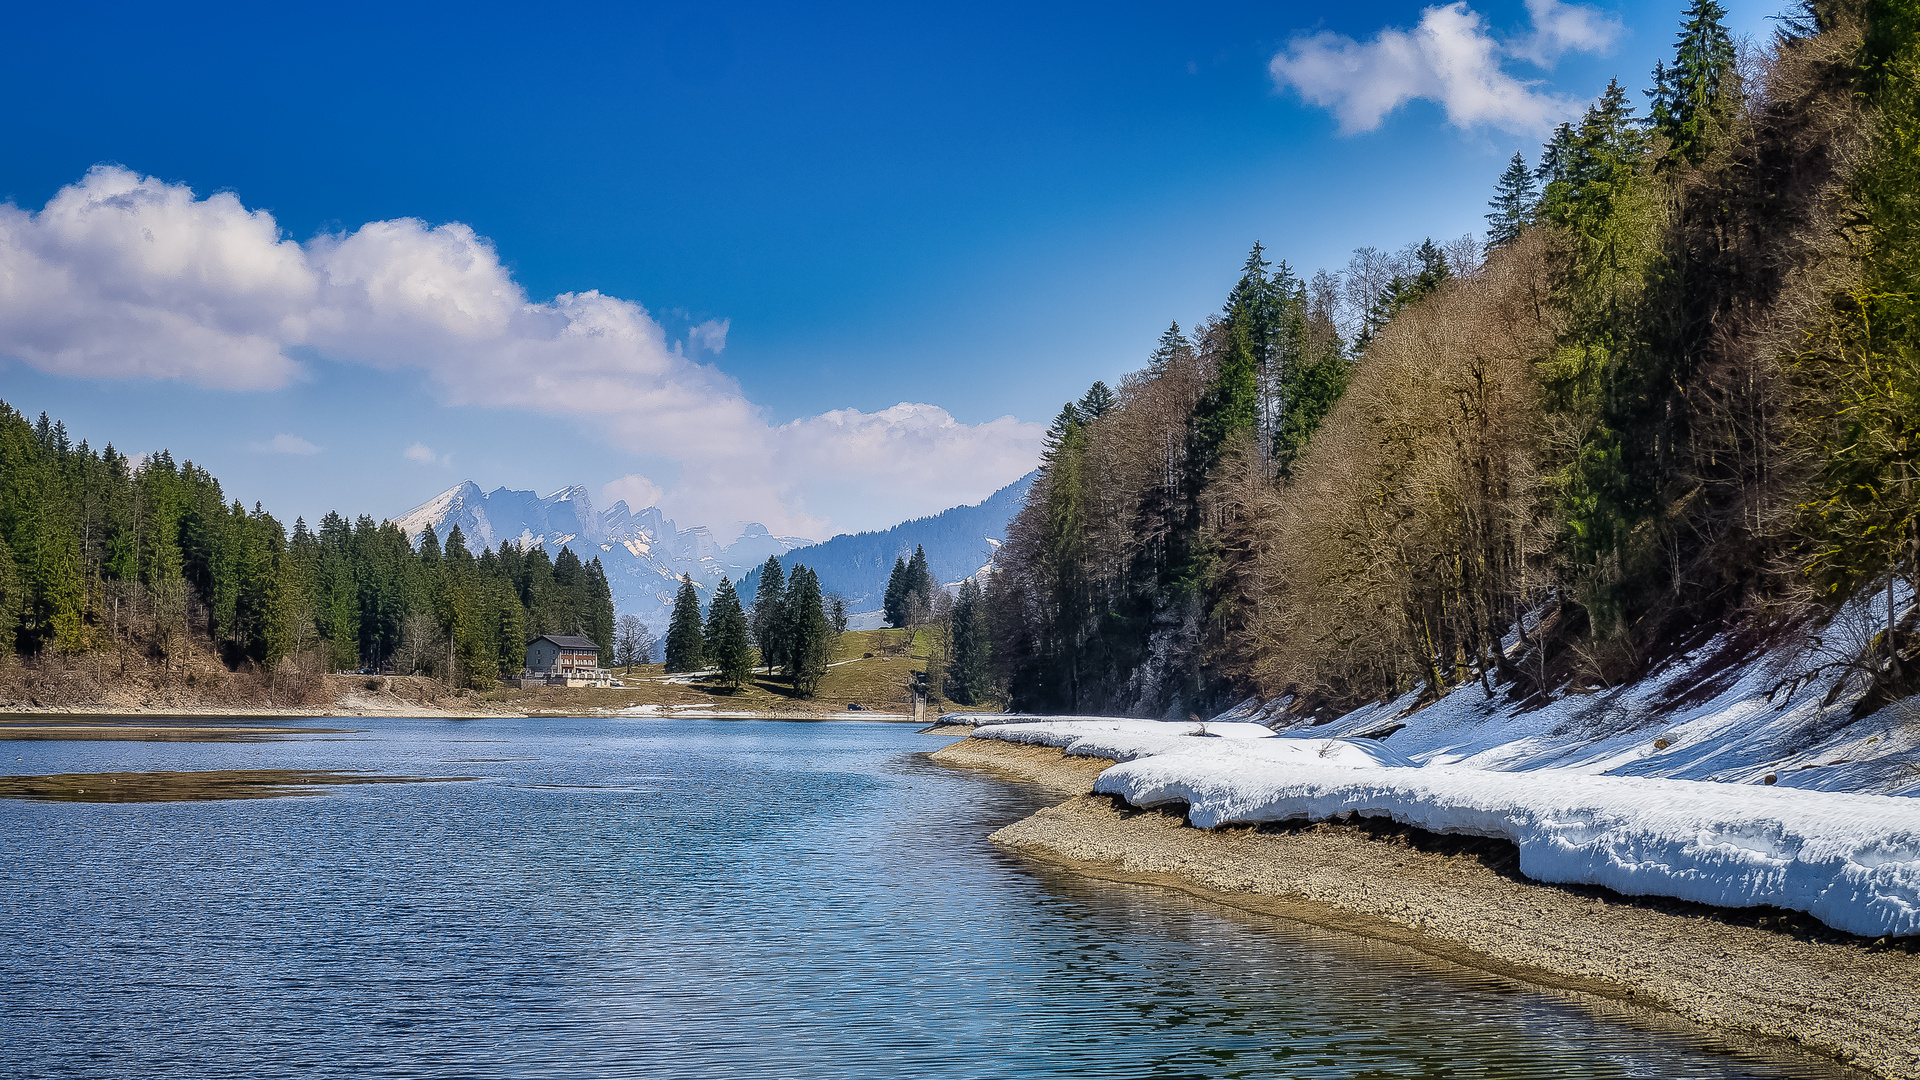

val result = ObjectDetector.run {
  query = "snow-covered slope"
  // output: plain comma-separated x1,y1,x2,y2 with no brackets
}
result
393,482,812,633
1209,593,1920,799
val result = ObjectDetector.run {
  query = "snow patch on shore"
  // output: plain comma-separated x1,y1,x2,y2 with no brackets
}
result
971,719,1920,937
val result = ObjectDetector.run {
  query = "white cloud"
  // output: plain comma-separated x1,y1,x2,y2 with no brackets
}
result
1269,1,1618,135
601,473,665,511
688,317,729,353
0,169,313,387
1512,0,1622,65
0,167,1045,535
403,441,447,465
253,433,321,455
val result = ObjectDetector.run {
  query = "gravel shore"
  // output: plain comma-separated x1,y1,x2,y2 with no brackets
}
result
929,735,1920,1080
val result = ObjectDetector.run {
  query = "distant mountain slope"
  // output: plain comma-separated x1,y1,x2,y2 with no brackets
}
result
738,471,1036,618
393,482,811,633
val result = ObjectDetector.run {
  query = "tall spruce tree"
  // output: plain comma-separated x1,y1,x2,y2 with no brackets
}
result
903,545,935,624
585,556,616,664
1486,152,1537,248
1147,322,1192,377
0,534,22,657
948,577,991,705
783,565,831,697
664,575,707,672
1272,323,1351,480
1646,0,1736,165
749,556,788,671
703,577,754,690
1189,317,1260,478
1078,381,1116,420
1224,243,1280,372
1042,401,1084,464
883,555,911,628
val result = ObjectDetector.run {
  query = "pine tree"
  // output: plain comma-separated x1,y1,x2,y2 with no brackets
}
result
1041,402,1084,465
585,557,615,664
1040,402,1089,679
1078,381,1116,420
1272,323,1352,481
948,577,992,705
35,516,85,652
1646,0,1736,164
1146,322,1192,377
883,555,911,629
904,544,935,624
664,575,707,673
749,556,788,671
783,565,831,697
1536,122,1576,189
1190,317,1260,477
1486,152,1537,248
1224,243,1280,372
703,577,754,690
326,575,359,672
0,533,21,657
493,581,526,679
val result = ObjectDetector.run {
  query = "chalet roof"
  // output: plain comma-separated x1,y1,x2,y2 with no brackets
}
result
530,634,600,650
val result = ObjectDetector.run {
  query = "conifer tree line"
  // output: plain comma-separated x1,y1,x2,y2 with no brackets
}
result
987,0,1920,718
882,545,936,629
0,401,615,688
662,557,850,697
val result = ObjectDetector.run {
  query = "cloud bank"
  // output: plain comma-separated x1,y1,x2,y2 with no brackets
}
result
0,167,1043,536
1270,0,1622,134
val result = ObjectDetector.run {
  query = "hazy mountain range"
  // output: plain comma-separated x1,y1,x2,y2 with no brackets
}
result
738,472,1036,623
392,472,1036,633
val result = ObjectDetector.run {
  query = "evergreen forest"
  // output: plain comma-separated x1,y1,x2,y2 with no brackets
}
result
663,557,850,697
0,402,615,689
985,0,1920,719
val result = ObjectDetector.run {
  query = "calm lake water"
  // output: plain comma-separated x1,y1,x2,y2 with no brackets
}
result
0,716,1856,1079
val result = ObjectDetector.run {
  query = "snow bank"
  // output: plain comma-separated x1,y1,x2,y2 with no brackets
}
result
1234,592,1920,796
972,720,1920,937
973,718,1287,760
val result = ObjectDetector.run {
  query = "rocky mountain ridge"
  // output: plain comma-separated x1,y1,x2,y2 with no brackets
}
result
392,482,812,634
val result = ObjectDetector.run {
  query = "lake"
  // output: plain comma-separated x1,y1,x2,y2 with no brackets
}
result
0,716,1855,1078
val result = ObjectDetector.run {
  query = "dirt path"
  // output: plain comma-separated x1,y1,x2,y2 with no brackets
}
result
929,736,1920,1080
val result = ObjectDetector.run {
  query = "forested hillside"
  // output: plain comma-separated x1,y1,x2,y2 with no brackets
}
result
988,0,1920,719
737,471,1034,616
0,404,615,689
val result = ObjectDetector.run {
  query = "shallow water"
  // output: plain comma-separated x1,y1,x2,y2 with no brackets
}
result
0,716,1856,1079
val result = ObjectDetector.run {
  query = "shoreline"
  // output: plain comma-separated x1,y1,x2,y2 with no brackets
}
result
0,709,939,741
929,735,1920,1080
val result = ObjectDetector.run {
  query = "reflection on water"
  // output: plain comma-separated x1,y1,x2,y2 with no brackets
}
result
0,717,1855,1079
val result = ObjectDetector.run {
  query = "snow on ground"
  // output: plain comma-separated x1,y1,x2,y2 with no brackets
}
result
1217,588,1920,798
972,718,1920,937
958,594,1920,935
1280,662,1920,799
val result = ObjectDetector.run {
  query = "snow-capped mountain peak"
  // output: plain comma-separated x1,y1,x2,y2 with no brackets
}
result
391,481,814,631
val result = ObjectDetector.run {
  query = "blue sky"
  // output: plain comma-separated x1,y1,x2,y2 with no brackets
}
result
0,0,1784,539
